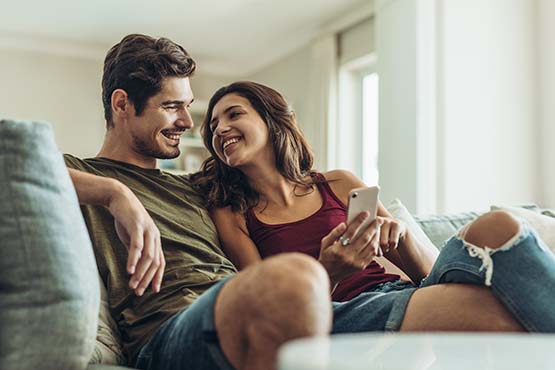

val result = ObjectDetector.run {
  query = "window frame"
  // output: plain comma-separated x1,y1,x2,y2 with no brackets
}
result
335,53,377,184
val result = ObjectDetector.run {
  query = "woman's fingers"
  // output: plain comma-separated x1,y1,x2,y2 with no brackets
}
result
321,222,347,248
380,220,391,248
389,222,402,250
350,217,383,250
355,231,382,268
338,211,370,246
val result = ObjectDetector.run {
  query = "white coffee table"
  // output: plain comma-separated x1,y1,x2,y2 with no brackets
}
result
278,333,555,370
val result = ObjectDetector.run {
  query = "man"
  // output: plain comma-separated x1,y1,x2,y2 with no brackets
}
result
67,33,532,370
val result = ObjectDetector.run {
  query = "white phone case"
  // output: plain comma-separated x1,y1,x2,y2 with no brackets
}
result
346,186,380,232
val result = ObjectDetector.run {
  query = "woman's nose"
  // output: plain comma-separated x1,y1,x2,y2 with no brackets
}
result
215,122,231,136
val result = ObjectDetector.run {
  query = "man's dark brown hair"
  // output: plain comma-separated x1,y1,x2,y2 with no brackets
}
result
102,34,196,127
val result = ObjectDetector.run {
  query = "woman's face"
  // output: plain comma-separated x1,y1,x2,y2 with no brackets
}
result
209,93,272,168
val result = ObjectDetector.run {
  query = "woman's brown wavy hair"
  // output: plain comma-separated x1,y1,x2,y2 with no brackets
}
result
192,81,315,213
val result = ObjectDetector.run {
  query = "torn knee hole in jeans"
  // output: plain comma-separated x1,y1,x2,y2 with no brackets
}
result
464,245,496,286
457,223,523,287
457,218,525,286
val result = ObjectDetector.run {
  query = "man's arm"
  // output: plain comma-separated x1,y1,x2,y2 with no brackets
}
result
68,168,165,296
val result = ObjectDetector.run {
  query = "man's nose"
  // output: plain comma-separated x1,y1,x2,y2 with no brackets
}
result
176,109,194,129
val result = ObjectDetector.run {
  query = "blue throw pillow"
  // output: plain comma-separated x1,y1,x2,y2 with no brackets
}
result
0,120,99,370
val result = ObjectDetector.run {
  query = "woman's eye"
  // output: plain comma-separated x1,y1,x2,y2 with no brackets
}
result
230,111,242,119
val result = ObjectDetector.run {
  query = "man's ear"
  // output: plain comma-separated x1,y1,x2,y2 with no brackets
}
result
111,89,132,120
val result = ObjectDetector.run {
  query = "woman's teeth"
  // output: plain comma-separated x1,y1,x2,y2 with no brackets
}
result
223,137,240,150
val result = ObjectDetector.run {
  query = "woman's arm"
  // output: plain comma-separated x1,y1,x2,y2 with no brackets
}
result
210,206,262,270
324,169,438,284
377,203,438,283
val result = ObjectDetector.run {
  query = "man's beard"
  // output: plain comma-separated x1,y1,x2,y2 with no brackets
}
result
132,135,180,160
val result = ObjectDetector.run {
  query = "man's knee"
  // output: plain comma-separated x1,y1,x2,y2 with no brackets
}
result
462,210,520,249
214,254,331,369
221,252,330,317
250,253,331,327
265,253,330,293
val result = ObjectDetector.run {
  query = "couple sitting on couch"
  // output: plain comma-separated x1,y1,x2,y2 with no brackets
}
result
65,33,555,370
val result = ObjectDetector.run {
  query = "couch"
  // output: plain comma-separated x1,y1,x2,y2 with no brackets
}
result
2,120,554,369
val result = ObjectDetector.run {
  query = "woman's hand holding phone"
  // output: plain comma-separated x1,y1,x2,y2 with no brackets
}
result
318,185,408,286
345,185,407,253
318,212,384,287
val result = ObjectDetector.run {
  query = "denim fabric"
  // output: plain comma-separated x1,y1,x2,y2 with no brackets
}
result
421,221,555,332
136,217,555,370
334,218,555,335
332,280,416,334
135,277,234,370
0,120,99,370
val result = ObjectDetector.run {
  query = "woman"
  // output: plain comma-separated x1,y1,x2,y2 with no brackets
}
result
193,81,555,332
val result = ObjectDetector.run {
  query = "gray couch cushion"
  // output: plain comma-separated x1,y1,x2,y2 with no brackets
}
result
414,205,555,250
414,211,481,250
0,120,100,370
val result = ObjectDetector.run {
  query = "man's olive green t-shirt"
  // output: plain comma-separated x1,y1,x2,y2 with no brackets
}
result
64,155,237,362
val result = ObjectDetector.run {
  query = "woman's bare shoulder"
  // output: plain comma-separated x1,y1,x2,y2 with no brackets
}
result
321,169,366,204
210,205,248,233
322,169,365,187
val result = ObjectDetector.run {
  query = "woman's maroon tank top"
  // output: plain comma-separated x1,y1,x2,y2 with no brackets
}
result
246,173,399,301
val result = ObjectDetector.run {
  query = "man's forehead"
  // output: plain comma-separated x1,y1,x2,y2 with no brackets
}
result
156,77,194,102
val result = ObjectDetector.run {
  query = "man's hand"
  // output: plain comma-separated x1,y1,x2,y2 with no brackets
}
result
318,212,384,289
108,184,165,296
67,168,165,296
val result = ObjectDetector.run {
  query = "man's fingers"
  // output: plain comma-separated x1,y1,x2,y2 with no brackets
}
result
152,247,165,293
136,251,160,296
129,231,155,291
127,231,143,275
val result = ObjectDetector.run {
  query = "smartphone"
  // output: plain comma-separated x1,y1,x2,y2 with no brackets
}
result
346,186,380,233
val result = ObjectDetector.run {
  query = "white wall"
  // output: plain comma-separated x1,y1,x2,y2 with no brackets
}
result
190,73,234,107
0,47,234,157
375,0,419,212
438,0,539,212
247,45,313,143
376,0,541,214
538,0,555,208
0,49,105,157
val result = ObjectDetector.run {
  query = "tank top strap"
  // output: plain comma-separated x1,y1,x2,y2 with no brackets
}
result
310,172,348,209
245,203,262,230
